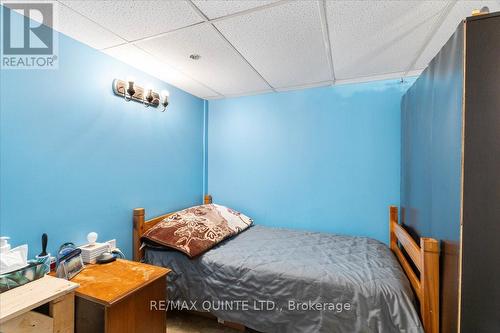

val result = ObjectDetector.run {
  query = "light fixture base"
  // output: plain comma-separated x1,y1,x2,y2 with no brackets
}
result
112,79,160,107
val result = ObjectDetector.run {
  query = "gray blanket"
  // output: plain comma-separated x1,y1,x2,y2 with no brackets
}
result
145,225,423,333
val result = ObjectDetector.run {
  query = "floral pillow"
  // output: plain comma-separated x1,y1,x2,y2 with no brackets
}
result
141,204,253,258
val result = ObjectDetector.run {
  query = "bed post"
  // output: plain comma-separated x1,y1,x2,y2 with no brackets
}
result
389,206,440,333
420,237,440,333
204,194,212,204
133,208,145,261
389,206,398,251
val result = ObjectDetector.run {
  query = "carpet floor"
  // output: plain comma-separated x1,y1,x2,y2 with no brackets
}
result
166,311,243,333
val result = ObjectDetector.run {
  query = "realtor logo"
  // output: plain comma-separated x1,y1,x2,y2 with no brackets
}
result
1,1,58,69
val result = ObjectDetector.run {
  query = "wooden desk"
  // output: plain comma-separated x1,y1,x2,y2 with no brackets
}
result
0,275,78,333
70,259,169,333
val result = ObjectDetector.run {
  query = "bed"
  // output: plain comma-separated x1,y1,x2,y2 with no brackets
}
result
133,196,439,333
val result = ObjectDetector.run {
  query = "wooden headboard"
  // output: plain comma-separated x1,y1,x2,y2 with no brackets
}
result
389,206,440,333
132,199,439,333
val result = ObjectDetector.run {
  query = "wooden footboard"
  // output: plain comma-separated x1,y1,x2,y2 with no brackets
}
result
390,206,440,333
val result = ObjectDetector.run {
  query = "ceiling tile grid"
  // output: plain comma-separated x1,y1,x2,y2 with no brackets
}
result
60,0,203,42
136,23,271,96
10,0,492,98
56,4,126,50
103,44,219,98
214,0,332,89
192,0,280,19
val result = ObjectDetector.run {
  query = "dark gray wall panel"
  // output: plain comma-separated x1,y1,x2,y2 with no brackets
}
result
461,13,500,333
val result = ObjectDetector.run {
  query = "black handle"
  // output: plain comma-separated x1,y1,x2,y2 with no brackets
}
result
41,233,48,256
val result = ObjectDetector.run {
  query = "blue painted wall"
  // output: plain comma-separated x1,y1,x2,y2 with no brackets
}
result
0,7,417,259
208,80,415,244
0,21,205,258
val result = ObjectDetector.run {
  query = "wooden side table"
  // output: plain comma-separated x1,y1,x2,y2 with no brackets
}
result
0,275,79,333
70,259,170,333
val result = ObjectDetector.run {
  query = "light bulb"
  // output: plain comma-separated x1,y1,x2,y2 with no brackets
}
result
87,232,98,245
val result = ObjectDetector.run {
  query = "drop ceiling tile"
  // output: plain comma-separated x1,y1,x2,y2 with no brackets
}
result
327,1,449,79
214,1,331,88
60,0,203,42
415,0,500,69
103,44,219,98
57,5,126,49
192,0,279,19
3,1,126,49
136,23,270,96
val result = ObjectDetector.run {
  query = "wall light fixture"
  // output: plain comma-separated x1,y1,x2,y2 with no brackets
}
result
112,78,167,110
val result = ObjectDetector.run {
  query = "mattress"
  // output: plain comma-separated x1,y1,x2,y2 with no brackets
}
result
145,225,423,333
